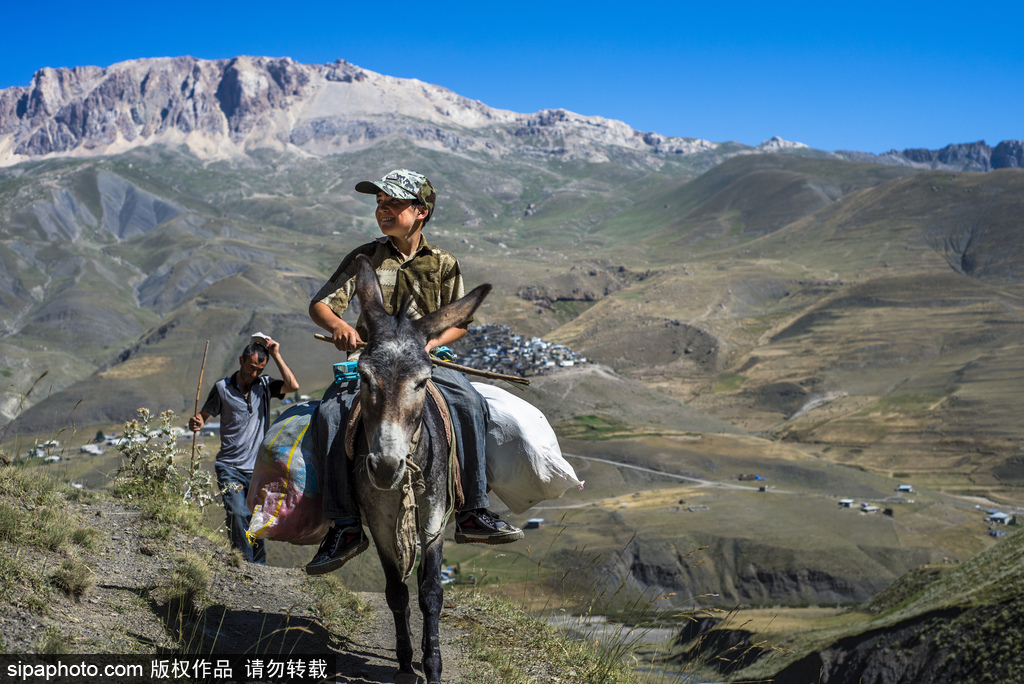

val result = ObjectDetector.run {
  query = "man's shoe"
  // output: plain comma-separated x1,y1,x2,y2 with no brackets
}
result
305,525,369,575
454,509,524,545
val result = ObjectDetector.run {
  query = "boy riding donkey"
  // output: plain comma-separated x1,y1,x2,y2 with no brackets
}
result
305,169,523,575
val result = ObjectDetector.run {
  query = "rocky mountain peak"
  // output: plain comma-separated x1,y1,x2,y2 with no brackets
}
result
882,140,1024,172
0,55,718,167
758,136,809,152
2,55,1020,173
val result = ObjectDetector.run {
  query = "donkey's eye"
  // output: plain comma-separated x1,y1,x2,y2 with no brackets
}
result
414,378,429,391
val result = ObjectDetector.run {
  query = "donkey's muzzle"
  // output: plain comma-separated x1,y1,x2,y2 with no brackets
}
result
366,450,406,491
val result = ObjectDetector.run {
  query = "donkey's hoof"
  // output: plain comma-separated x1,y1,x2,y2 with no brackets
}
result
393,671,421,684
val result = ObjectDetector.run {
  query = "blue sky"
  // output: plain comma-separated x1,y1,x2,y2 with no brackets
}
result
3,1,1020,153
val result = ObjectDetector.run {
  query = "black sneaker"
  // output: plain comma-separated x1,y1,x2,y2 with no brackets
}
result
305,524,369,575
454,509,524,545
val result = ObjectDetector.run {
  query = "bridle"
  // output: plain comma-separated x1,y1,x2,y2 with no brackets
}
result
345,382,460,538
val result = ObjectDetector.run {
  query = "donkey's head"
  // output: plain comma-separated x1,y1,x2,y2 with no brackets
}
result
353,254,490,491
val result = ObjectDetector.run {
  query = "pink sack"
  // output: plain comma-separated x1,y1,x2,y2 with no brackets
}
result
246,402,331,545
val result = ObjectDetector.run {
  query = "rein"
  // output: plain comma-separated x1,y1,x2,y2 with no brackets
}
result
420,381,460,537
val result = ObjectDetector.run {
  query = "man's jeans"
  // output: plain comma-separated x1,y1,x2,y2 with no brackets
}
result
214,461,266,565
315,366,490,520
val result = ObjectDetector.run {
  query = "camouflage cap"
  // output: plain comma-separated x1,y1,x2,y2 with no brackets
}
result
355,169,436,223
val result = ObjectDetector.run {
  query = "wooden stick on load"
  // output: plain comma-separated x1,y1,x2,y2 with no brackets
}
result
313,333,530,386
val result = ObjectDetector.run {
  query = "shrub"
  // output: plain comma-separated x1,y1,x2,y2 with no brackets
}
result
0,551,44,605
66,486,98,504
114,408,215,515
451,588,639,684
304,574,371,634
36,627,73,655
35,507,72,552
71,525,101,550
0,466,63,506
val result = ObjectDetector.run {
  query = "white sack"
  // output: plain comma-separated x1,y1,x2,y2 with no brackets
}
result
473,382,584,514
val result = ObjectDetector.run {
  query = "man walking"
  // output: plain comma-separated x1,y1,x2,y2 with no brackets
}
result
189,335,299,564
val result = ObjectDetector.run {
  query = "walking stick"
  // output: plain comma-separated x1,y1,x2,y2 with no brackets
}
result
190,340,210,473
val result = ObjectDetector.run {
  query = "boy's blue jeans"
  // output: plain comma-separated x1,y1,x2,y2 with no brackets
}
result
430,366,490,511
315,366,490,521
214,461,266,565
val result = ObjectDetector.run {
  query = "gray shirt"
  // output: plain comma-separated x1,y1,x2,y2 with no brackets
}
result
201,373,285,471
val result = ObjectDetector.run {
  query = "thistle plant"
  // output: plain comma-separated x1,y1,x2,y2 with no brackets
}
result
117,408,176,488
183,443,216,510
115,408,214,509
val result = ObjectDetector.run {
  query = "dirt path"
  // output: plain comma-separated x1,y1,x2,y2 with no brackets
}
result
564,452,761,490
336,592,475,684
4,497,481,683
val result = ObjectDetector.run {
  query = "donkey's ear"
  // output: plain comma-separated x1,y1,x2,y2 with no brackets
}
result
354,254,385,321
414,284,491,342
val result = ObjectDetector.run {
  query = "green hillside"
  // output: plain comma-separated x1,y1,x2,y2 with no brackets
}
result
543,164,1024,502
720,527,1024,683
590,154,920,257
6,149,1024,496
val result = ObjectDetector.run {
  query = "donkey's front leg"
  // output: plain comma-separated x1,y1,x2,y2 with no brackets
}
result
382,562,416,683
417,532,445,684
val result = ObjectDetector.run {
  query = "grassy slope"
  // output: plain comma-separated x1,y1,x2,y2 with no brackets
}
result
329,422,1002,611
589,154,920,258
544,164,1024,502
722,527,1024,682
0,460,637,684
1,141,701,430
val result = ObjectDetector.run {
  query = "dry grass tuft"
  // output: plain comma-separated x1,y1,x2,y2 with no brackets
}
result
304,574,371,635
50,558,94,600
163,551,211,617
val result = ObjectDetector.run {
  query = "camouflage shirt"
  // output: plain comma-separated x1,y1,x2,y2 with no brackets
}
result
312,235,467,343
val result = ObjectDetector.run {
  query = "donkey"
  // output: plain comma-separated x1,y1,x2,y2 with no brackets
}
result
349,253,489,684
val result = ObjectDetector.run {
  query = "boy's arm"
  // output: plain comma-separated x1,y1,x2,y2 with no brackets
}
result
310,301,364,352
427,255,471,353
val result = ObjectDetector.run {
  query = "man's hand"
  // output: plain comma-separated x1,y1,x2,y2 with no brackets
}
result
188,414,204,432
265,336,300,394
252,334,280,355
262,336,281,355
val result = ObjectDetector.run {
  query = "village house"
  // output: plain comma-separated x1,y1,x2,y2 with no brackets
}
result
454,324,589,377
